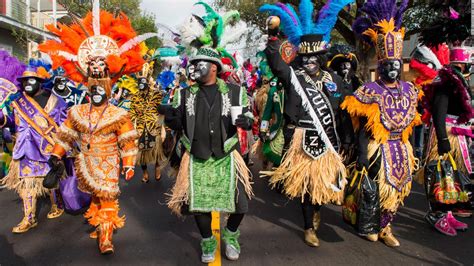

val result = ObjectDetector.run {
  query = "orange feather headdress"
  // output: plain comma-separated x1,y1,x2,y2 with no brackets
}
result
39,0,158,85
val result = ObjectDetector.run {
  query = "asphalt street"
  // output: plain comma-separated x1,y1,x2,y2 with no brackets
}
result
0,158,473,265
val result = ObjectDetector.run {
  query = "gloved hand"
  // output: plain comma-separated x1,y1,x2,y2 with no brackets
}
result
48,155,63,170
43,156,65,189
163,107,183,130
356,155,369,172
157,104,171,116
259,131,269,143
235,114,252,130
123,166,135,181
437,138,451,155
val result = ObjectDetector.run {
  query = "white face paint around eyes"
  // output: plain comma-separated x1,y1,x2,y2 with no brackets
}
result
392,61,401,69
270,81,277,86
92,95,103,103
96,86,105,95
27,78,37,85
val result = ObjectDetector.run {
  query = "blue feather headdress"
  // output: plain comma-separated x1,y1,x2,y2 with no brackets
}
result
259,0,354,48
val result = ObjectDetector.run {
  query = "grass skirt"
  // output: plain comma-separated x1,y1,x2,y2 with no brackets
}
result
3,160,49,198
262,128,347,205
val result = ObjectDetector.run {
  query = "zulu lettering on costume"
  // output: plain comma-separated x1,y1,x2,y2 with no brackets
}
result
295,70,340,159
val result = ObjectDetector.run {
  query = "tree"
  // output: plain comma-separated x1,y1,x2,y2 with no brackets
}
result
57,0,160,48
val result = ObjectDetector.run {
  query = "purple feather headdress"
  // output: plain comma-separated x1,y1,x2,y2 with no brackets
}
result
352,0,408,43
0,50,26,87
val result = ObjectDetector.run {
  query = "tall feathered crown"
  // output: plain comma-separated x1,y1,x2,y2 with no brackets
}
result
38,0,159,84
352,0,408,61
259,0,354,54
178,2,245,71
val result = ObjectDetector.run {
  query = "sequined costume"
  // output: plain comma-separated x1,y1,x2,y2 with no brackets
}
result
342,0,421,247
39,0,155,254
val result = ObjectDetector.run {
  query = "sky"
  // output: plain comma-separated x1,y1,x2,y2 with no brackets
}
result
141,0,212,30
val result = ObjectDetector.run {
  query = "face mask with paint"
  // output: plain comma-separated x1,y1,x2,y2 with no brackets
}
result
193,61,213,84
90,85,108,106
138,78,148,90
122,89,130,99
380,59,401,83
301,56,320,76
338,62,352,81
23,78,41,96
53,77,68,92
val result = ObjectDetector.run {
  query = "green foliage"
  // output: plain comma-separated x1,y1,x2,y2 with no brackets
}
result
132,11,161,49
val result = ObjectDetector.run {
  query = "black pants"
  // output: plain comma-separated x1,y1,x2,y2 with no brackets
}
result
194,213,245,238
301,194,322,230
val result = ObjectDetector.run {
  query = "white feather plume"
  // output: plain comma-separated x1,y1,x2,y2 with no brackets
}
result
415,44,442,70
92,0,100,36
161,56,182,67
119,33,160,54
178,15,205,46
221,21,248,47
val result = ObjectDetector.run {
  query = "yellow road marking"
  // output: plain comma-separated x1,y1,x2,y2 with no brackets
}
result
209,211,221,266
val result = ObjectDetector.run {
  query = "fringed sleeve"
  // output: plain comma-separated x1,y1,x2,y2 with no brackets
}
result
117,115,139,167
52,114,79,158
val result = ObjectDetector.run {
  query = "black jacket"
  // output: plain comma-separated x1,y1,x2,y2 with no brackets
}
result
264,39,354,146
164,81,251,160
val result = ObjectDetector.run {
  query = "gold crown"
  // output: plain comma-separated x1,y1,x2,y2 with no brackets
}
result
363,18,405,61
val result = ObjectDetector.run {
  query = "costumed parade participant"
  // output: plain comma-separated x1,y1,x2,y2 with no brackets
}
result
259,76,286,167
48,68,88,108
0,51,25,181
163,2,253,263
129,62,166,183
260,0,354,247
341,0,422,247
0,59,69,233
327,45,361,164
111,75,138,111
31,59,91,216
417,9,473,236
39,0,158,254
327,44,362,94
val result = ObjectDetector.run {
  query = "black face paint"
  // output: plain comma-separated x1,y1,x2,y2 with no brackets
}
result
53,77,68,92
122,89,130,99
23,78,41,96
302,56,320,76
338,61,352,81
90,85,107,106
138,78,148,90
193,61,213,84
380,59,401,83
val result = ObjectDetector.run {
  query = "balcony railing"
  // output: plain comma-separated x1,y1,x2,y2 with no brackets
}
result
0,0,28,23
